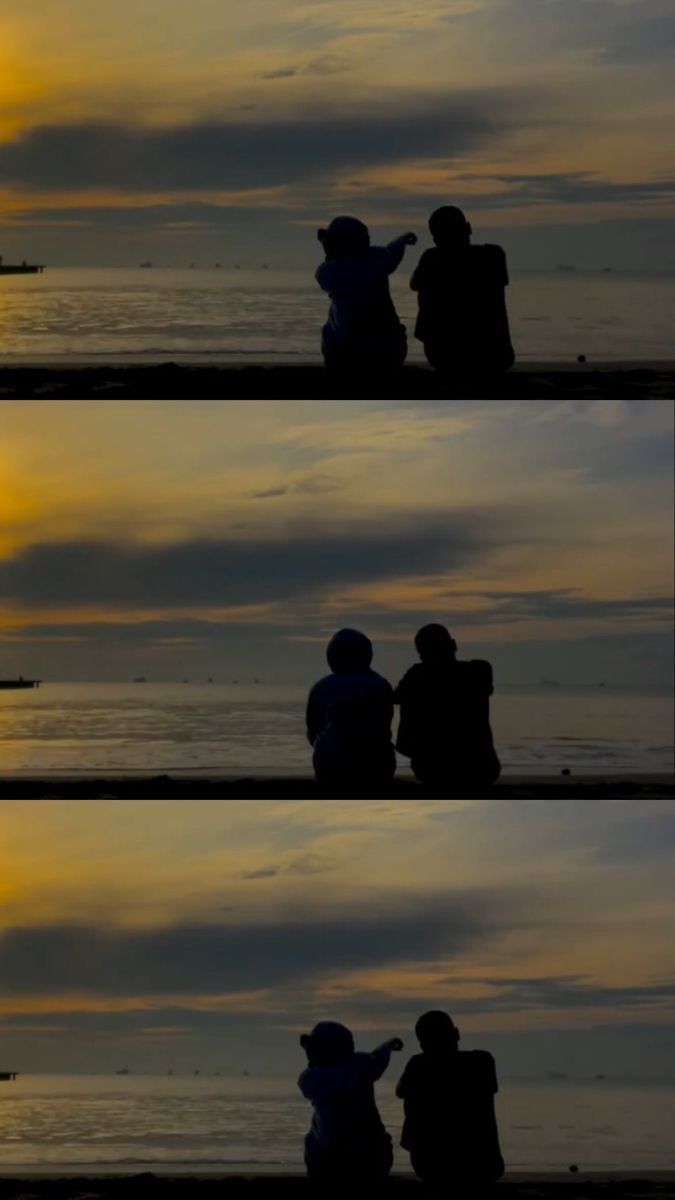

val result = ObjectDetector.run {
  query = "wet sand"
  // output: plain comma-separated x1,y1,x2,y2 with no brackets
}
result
1,773,672,799
1,361,674,398
1,1173,674,1200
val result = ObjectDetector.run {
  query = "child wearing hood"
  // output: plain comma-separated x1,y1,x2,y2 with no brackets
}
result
298,1020,403,1183
306,628,396,788
396,1010,504,1191
316,216,417,373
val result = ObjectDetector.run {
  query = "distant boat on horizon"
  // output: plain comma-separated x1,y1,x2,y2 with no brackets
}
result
0,677,40,689
0,254,44,275
132,676,147,683
0,1072,18,1081
139,261,153,268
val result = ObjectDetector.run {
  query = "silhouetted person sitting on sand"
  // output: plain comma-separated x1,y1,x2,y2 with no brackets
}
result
316,216,417,374
396,1010,504,1193
298,1020,403,1184
394,623,500,789
306,628,396,788
411,206,515,378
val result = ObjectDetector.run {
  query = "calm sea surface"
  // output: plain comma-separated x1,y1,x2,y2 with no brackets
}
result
1,1075,674,1173
0,683,672,775
1,268,674,362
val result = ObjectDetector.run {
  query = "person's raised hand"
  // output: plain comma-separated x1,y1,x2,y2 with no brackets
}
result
404,232,418,245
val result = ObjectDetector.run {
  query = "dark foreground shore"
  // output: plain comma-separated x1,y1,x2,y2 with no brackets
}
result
1,1174,674,1200
1,361,674,398
1,773,672,799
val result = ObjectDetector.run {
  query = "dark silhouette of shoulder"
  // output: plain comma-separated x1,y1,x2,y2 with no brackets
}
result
398,1048,497,1095
411,244,508,291
395,659,493,700
473,243,509,285
462,659,494,694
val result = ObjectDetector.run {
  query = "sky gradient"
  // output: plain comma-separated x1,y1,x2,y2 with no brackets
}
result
1,399,673,687
1,0,674,267
2,798,675,1077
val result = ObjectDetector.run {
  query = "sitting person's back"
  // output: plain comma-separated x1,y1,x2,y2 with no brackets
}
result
298,1021,402,1182
396,1010,504,1188
394,623,500,787
316,216,416,372
307,628,395,787
411,205,514,376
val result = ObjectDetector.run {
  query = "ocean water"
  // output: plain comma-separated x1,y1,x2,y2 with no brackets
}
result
1,1074,674,1173
0,682,672,775
1,268,674,362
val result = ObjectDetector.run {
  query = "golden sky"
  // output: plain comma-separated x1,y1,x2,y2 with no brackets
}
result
1,0,674,265
1,799,674,1075
0,400,672,686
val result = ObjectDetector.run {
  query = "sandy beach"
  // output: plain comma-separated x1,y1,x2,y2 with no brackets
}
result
1,362,674,398
1,773,672,799
0,1174,674,1200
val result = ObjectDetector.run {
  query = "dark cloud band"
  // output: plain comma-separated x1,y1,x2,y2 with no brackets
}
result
0,91,509,192
0,511,498,609
0,887,517,996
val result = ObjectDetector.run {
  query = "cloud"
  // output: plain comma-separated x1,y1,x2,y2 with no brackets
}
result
237,853,334,881
238,867,281,880
302,54,350,76
448,172,675,211
436,976,675,1016
444,0,675,66
334,173,675,221
436,589,674,625
0,89,521,193
1,793,674,1074
259,68,299,80
248,476,340,501
7,591,671,638
0,885,523,997
256,55,350,81
0,510,504,610
600,10,675,62
587,807,675,865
